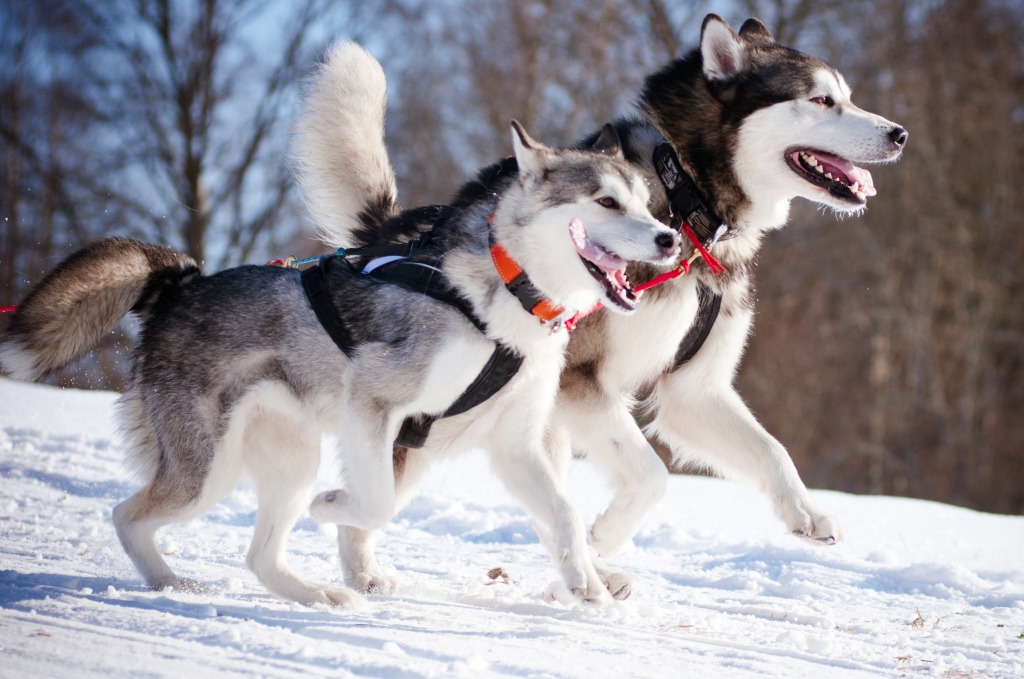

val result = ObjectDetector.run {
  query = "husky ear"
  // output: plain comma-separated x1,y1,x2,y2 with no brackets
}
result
591,124,624,159
511,120,546,181
700,14,746,81
739,18,774,44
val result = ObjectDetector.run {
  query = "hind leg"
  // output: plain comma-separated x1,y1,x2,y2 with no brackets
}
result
243,412,363,608
113,460,241,593
335,445,433,593
113,383,248,592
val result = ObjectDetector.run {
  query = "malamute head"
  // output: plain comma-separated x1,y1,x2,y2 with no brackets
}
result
495,121,679,315
642,14,908,232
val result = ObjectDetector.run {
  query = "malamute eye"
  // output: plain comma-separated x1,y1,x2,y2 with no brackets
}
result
811,95,835,108
596,196,620,209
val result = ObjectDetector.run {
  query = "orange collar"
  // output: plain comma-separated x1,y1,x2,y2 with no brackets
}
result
489,240,566,326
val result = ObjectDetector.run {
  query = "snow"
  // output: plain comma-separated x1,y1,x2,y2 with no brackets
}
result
1,377,1022,678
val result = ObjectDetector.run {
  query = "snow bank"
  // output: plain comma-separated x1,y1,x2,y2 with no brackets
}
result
1,378,1022,677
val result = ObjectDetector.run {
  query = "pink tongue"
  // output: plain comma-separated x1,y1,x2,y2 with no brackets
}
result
817,152,876,196
568,218,626,270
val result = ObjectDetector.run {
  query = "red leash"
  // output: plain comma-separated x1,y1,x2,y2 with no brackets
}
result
563,221,726,332
0,305,16,313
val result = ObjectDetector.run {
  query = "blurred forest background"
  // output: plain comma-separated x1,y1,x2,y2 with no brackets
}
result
1,0,1021,514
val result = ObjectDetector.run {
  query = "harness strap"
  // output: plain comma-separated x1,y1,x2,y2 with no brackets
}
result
670,283,722,371
653,142,728,244
301,256,357,355
651,140,727,371
397,342,524,448
300,253,524,449
365,257,524,447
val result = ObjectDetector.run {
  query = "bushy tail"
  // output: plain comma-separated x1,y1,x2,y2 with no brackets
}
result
293,42,399,250
0,237,198,381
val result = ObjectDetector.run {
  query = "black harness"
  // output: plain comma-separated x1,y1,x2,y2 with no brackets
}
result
300,237,523,449
653,141,727,372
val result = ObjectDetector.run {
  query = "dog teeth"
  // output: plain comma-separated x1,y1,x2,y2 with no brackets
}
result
802,152,819,167
825,172,833,180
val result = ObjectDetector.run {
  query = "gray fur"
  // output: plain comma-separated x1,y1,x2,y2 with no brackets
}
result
0,238,198,381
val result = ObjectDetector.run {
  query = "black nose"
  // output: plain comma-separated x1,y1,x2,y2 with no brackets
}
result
655,231,678,252
889,125,908,148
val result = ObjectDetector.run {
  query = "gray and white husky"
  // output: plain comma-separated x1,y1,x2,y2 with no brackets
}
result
309,16,908,598
0,43,679,607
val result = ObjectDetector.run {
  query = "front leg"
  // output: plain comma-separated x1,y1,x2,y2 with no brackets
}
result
650,375,842,543
488,434,610,607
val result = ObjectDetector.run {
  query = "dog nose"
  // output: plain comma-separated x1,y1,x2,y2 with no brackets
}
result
655,231,678,253
888,125,908,148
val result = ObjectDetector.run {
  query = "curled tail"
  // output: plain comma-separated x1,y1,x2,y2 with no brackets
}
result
0,237,198,381
293,42,399,250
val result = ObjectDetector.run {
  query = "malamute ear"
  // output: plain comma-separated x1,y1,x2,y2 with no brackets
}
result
700,14,746,81
591,124,624,159
511,119,546,181
739,18,774,44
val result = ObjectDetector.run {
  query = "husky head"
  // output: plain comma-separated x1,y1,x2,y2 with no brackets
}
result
642,14,908,232
495,121,679,315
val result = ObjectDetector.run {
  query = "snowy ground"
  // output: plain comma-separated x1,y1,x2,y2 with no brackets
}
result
0,377,1021,678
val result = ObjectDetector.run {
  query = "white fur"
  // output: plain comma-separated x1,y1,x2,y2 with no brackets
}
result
0,339,39,381
293,43,397,250
734,67,904,220
113,381,364,606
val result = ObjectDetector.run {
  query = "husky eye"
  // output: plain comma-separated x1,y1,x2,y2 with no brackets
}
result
811,95,835,108
596,196,620,210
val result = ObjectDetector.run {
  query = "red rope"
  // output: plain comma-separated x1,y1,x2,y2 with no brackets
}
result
682,225,727,274
564,221,727,331
0,305,17,313
635,259,690,293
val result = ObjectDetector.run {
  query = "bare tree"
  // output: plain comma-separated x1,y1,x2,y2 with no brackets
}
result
1,0,370,387
375,0,698,207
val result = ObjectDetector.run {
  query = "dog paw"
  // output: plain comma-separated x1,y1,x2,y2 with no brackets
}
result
309,488,348,524
604,571,635,600
564,567,613,607
348,571,399,595
297,583,366,609
572,588,608,606
787,508,844,545
544,580,611,607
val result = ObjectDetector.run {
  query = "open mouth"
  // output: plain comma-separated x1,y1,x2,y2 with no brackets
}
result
568,218,638,312
785,148,876,205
